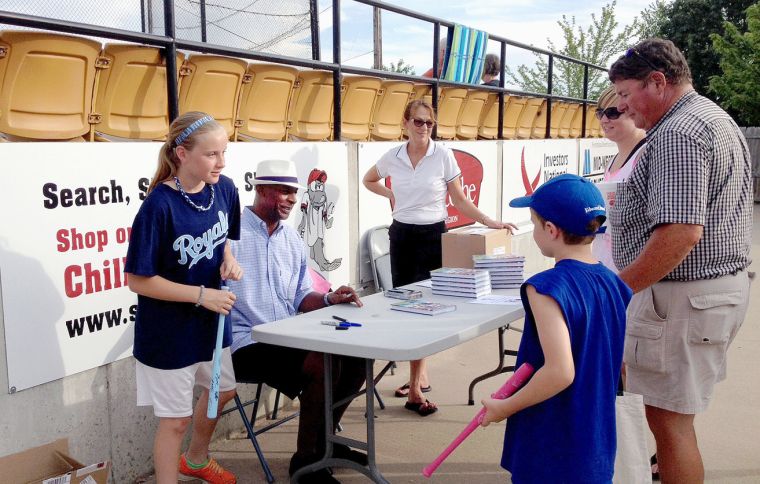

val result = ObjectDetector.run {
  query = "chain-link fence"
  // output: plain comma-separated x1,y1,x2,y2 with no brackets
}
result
0,0,314,58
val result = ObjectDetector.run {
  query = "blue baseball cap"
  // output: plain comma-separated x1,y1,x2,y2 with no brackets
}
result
509,174,606,236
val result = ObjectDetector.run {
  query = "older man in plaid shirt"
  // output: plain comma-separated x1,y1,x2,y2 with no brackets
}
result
608,38,753,483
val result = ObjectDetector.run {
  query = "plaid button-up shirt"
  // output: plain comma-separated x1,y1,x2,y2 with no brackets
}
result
611,90,753,280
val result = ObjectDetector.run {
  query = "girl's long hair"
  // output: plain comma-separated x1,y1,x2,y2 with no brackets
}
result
147,111,224,193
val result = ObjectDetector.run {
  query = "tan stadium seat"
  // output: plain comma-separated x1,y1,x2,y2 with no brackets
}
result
288,70,333,141
589,109,602,137
558,102,581,138
178,54,248,139
435,87,467,140
583,104,597,138
90,44,184,141
236,63,298,141
569,104,587,138
477,93,503,139
548,101,570,138
370,79,413,141
515,97,544,139
502,96,529,139
0,31,101,141
529,100,549,139
337,75,383,141
456,89,489,140
412,83,432,105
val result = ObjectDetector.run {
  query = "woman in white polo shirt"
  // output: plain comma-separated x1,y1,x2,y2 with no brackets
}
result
363,99,515,416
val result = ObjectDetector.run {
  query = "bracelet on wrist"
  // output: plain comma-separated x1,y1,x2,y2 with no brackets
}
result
195,285,205,307
323,292,332,307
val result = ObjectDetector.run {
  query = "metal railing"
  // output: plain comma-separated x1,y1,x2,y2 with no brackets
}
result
0,0,607,140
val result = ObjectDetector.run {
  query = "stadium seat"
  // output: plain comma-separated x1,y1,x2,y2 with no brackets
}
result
502,96,529,139
337,74,383,141
456,89,489,140
529,100,549,139
411,83,432,105
569,103,586,138
477,93,503,139
236,63,298,141
583,104,597,138
548,101,570,138
515,97,544,139
589,109,602,137
370,79,413,141
90,44,183,141
557,102,581,138
0,31,101,141
178,54,248,139
287,70,333,141
435,87,467,140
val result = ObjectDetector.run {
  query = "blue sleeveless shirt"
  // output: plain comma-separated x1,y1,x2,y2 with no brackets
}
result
502,259,632,484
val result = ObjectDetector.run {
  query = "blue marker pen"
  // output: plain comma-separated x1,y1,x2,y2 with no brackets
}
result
332,315,362,327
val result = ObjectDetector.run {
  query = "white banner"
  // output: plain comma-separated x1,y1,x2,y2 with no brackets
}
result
0,142,351,391
578,137,617,183
0,143,156,392
502,139,580,230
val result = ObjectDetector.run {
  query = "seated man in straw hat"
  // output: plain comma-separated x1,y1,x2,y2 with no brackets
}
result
227,159,367,484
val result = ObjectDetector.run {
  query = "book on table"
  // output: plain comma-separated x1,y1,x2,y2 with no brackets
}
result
431,287,492,298
390,299,457,316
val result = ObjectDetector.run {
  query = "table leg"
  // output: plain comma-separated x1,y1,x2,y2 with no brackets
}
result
290,355,390,484
467,326,517,405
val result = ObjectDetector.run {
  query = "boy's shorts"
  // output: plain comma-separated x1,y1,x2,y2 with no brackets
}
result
623,270,750,414
136,347,236,417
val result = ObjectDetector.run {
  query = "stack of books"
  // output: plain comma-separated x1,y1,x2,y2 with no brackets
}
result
390,300,457,315
430,267,492,298
472,254,525,289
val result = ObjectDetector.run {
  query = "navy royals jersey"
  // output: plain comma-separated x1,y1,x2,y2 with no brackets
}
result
125,175,241,370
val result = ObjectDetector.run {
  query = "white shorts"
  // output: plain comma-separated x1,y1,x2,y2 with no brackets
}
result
136,347,237,418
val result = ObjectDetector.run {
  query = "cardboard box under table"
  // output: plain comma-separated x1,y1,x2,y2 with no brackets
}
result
442,227,511,269
1,438,110,484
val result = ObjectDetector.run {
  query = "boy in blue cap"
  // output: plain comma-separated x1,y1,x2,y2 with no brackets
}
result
481,174,633,484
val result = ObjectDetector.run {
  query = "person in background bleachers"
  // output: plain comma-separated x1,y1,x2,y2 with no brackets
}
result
125,112,243,484
422,38,448,78
362,100,517,416
591,85,646,273
481,54,501,86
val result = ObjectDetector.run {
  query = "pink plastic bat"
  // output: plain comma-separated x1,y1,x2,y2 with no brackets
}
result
422,362,534,478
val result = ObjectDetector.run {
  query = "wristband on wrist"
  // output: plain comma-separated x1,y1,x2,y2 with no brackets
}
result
323,292,332,307
195,285,205,307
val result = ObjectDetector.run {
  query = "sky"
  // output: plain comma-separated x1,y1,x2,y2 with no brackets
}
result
319,0,655,76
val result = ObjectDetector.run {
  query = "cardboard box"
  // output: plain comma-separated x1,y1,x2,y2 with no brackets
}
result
1,438,110,484
442,227,512,269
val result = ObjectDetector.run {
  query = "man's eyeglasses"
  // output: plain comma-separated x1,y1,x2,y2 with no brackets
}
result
625,47,660,73
595,107,622,120
412,118,435,128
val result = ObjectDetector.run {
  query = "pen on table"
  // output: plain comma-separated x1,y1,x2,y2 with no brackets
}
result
332,315,362,327
321,321,350,330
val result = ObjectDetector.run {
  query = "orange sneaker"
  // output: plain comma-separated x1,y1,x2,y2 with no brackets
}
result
179,454,236,484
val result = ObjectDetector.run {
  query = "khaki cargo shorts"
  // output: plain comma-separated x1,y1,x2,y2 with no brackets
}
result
623,270,752,414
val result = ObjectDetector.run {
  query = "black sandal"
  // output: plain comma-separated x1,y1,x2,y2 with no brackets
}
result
651,453,660,481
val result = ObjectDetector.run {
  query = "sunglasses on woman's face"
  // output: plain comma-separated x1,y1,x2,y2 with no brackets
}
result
411,118,435,128
595,107,622,120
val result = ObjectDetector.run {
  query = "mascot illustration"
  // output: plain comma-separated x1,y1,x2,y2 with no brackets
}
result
298,169,342,271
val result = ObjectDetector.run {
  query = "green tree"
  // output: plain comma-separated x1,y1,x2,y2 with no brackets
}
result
381,58,416,76
654,0,756,98
636,1,669,40
507,1,638,100
709,3,760,125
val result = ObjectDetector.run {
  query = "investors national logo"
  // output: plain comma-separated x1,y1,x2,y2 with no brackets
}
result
521,147,541,195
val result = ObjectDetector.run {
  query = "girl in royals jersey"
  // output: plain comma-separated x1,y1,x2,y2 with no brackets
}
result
125,112,242,484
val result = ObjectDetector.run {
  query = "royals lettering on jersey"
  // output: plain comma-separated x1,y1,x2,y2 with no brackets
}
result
173,210,229,268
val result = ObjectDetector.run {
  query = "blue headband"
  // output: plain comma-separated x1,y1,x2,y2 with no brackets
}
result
174,115,214,146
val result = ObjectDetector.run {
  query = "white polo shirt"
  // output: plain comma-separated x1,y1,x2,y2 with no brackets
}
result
375,140,461,225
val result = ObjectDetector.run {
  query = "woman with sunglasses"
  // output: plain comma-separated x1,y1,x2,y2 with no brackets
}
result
592,86,646,272
362,99,516,417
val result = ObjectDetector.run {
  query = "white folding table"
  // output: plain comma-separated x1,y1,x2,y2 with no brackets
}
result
251,286,525,483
